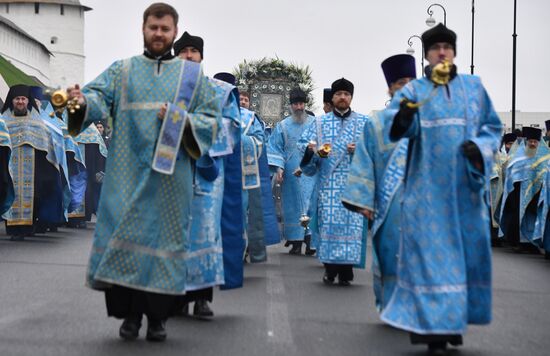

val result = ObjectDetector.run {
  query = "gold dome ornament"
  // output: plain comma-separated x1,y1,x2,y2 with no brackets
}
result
50,89,81,114
299,214,311,228
318,143,332,158
430,59,451,86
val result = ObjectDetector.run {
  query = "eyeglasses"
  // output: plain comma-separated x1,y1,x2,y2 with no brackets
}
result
428,43,453,51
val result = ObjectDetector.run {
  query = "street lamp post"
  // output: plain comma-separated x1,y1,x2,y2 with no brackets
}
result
426,3,447,27
470,0,475,74
406,35,424,76
512,0,517,130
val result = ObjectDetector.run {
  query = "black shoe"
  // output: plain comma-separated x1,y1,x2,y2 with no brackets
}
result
448,335,463,346
119,316,142,340
304,235,316,256
322,273,334,285
338,279,351,287
427,342,447,356
289,242,302,255
146,318,167,342
10,235,25,241
193,300,214,318
174,302,189,317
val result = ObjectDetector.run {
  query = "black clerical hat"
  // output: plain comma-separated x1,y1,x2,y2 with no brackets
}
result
289,88,307,104
173,31,204,58
1,84,39,114
213,72,236,85
502,133,517,144
522,126,542,141
422,23,457,56
331,78,354,96
323,88,332,103
381,54,416,88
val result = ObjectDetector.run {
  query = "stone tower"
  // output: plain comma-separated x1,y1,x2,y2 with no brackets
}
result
0,0,91,88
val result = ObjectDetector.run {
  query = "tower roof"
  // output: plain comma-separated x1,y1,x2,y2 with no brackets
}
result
0,14,52,55
0,1,92,11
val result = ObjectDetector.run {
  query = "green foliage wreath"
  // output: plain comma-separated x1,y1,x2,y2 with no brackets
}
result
234,57,316,110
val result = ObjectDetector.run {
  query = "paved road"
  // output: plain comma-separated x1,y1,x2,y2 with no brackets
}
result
1,225,549,355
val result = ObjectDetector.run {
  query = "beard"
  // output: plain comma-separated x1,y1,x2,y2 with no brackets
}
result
13,107,28,116
144,36,173,57
291,108,307,123
525,146,538,157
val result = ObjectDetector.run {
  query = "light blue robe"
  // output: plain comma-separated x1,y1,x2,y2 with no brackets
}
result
83,56,223,295
535,167,550,253
381,74,502,335
3,110,60,226
0,118,14,215
267,115,317,241
298,111,368,265
186,80,241,291
342,109,407,312
517,143,550,244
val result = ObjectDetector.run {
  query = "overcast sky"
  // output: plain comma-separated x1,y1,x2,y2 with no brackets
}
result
83,0,550,115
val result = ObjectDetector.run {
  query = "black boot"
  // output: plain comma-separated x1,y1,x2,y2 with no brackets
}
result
174,302,189,316
119,315,142,340
304,235,316,256
146,318,167,342
193,299,214,318
289,242,302,255
427,342,447,356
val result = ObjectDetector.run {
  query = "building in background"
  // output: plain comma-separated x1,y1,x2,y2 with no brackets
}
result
0,0,90,91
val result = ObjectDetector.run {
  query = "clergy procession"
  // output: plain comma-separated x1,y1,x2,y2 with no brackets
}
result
1,2,549,356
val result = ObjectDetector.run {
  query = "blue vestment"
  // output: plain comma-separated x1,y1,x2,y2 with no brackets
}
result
342,109,407,312
3,110,61,227
0,118,14,215
516,144,550,244
381,74,502,334
267,115,317,241
84,56,223,295
186,79,241,291
241,109,280,262
299,111,368,265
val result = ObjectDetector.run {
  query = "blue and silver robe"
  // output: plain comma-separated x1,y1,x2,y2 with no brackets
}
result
298,111,368,265
0,117,14,215
267,115,317,242
516,144,550,245
342,108,407,312
186,80,241,291
83,56,223,295
241,109,280,262
381,74,502,334
3,110,61,227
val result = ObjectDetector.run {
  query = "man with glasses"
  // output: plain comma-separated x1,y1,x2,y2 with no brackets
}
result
383,24,502,355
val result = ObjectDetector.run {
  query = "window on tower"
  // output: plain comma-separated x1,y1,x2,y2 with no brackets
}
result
35,3,40,14
60,4,65,15
5,4,9,13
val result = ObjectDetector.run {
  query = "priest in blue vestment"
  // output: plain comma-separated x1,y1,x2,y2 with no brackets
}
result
501,127,550,251
0,116,13,217
68,122,107,228
1,85,61,241
342,54,416,312
384,24,502,354
299,78,368,286
268,88,316,255
67,3,225,342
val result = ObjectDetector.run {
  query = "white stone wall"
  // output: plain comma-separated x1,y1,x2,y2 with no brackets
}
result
1,2,86,88
497,112,550,133
0,23,51,84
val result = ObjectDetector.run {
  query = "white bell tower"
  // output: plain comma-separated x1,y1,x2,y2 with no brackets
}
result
0,0,91,88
